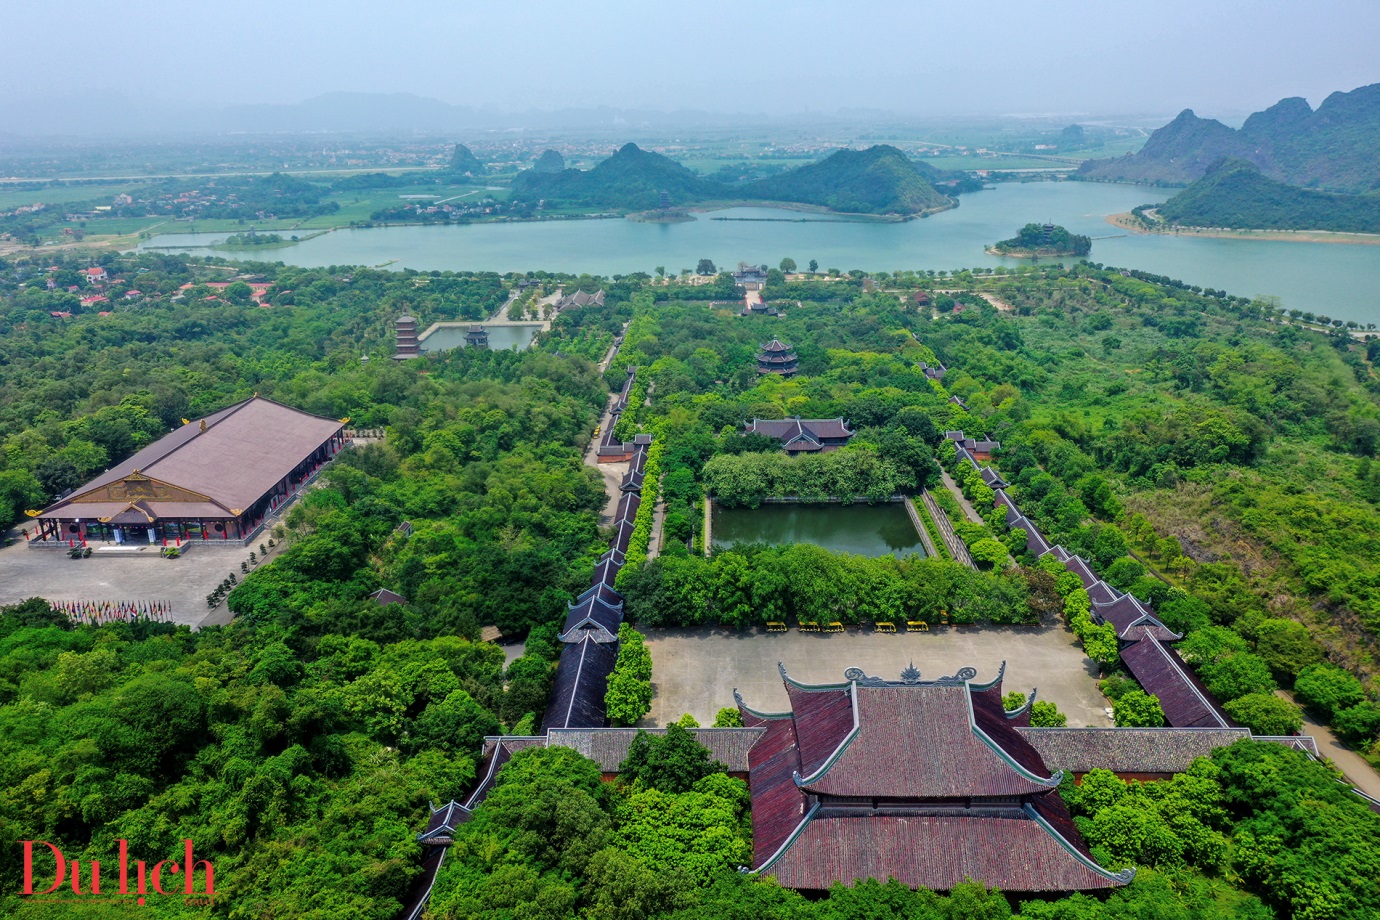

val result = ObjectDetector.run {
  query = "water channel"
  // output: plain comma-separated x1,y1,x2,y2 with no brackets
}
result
711,502,927,558
139,181,1380,324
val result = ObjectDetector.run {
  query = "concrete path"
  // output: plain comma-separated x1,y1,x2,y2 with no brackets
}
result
647,499,667,560
581,394,628,525
921,489,974,568
940,469,986,524
1276,688,1380,801
643,623,1108,728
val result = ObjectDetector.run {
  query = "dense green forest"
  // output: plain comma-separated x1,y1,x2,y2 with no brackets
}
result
4,250,1380,916
1078,81,1380,191
1154,159,1380,233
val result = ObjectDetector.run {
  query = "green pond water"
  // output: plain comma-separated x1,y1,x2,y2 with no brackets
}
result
418,323,540,352
137,181,1380,324
712,502,927,558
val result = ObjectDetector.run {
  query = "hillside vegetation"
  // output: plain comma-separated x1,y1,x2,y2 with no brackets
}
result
511,143,721,210
1154,159,1380,233
510,143,950,215
743,144,951,214
1079,81,1380,192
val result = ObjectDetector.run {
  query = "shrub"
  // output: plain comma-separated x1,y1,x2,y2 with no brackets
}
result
1294,663,1366,720
1114,689,1166,727
1223,693,1303,736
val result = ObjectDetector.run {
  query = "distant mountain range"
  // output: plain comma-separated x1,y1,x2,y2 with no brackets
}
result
1154,158,1380,234
510,143,953,215
1079,82,1380,193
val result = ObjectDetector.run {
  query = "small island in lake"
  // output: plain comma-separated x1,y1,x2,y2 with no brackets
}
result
988,222,1092,257
627,208,694,223
213,231,295,250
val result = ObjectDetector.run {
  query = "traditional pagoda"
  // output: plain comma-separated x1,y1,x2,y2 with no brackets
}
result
736,664,1133,893
464,324,489,346
393,315,420,360
757,338,799,377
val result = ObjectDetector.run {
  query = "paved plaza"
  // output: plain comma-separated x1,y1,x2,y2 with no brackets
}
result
0,535,276,628
643,623,1111,728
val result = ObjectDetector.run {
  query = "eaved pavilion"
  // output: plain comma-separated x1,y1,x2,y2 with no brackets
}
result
34,396,345,546
736,663,1133,893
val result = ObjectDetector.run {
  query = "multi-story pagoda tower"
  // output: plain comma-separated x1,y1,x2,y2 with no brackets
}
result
393,315,420,360
757,337,799,377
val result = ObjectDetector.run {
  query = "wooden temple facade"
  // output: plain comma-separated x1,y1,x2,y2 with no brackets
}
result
34,396,345,546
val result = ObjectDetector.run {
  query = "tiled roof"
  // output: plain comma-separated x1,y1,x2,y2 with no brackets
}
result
761,338,794,353
418,799,472,844
746,418,854,442
541,637,618,731
792,682,1061,799
545,727,764,772
1086,580,1121,605
1018,727,1250,773
748,715,813,869
43,396,341,517
784,680,856,777
1065,556,1100,589
980,467,1008,488
760,807,1130,892
1091,592,1180,641
1119,629,1233,729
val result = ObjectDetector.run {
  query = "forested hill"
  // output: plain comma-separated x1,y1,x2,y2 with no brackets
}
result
744,145,951,214
510,143,951,215
1155,158,1380,233
1079,82,1380,192
510,142,721,210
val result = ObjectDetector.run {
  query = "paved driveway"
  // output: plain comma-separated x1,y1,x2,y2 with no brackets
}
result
0,536,274,628
643,624,1110,728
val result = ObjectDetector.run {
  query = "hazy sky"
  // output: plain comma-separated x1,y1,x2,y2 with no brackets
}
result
7,0,1378,118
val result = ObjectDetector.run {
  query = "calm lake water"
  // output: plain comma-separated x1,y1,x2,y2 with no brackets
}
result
712,502,927,558
418,323,540,352
139,181,1380,323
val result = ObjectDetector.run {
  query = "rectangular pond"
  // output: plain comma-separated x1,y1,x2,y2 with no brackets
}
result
418,323,541,352
711,501,927,558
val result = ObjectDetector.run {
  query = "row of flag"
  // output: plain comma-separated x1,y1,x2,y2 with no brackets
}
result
53,600,173,625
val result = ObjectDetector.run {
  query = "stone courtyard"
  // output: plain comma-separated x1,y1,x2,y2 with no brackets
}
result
0,534,280,628
643,623,1111,728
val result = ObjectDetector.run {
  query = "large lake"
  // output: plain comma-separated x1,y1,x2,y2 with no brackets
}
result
140,182,1380,323
712,502,927,558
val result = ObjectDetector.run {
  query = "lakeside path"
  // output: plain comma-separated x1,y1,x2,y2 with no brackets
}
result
1106,212,1380,246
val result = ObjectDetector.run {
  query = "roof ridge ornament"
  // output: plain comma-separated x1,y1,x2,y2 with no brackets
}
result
841,664,979,686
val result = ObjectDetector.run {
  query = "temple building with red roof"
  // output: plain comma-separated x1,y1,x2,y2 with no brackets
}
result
34,396,345,546
735,663,1134,893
